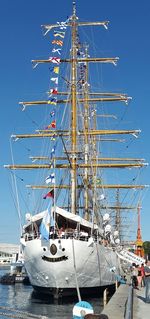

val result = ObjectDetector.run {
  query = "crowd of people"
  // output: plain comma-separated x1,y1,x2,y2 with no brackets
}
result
131,260,150,303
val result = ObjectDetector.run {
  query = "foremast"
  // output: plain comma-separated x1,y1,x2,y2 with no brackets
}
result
70,2,78,215
83,45,90,220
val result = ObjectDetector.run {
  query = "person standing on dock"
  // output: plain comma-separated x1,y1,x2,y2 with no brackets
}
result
144,260,150,303
131,263,138,289
140,263,145,287
137,265,142,287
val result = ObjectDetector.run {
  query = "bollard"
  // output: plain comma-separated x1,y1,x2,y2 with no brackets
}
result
103,288,108,306
115,279,118,290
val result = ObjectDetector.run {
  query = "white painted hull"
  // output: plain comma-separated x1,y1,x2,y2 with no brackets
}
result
22,237,120,297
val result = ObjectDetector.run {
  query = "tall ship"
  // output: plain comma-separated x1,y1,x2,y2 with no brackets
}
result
5,1,147,298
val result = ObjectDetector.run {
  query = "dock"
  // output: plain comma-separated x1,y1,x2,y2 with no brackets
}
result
101,283,149,319
133,287,149,319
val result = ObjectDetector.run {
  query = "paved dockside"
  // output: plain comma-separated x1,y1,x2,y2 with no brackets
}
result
100,284,129,318
100,284,149,319
133,287,150,319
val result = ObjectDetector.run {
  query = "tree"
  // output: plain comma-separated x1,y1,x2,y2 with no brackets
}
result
143,241,150,259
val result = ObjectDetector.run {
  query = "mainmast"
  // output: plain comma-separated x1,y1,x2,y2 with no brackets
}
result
70,1,78,215
82,45,90,220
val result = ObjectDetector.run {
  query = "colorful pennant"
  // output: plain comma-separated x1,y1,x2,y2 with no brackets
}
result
45,173,55,184
43,189,54,199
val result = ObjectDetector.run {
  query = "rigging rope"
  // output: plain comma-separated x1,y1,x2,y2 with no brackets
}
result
10,138,22,235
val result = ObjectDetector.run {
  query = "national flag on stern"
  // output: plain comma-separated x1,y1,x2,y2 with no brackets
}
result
40,209,50,240
43,189,54,200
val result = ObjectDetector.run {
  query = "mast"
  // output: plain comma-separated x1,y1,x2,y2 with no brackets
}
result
115,189,121,241
4,1,148,226
83,45,90,220
70,1,78,215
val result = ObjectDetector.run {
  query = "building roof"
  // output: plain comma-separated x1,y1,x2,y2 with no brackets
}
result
0,243,19,254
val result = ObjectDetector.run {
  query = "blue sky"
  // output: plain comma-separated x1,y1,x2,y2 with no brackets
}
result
0,0,150,244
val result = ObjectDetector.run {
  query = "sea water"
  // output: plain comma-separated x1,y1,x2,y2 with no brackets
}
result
0,268,103,319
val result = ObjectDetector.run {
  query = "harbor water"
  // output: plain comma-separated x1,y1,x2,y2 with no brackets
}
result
0,268,104,319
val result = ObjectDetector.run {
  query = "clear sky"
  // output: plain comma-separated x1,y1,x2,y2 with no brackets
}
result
0,0,150,244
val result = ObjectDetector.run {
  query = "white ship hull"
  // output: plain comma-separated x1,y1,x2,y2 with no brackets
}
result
22,237,120,297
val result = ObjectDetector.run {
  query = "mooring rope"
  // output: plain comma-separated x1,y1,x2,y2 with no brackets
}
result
72,238,81,302
0,306,49,319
